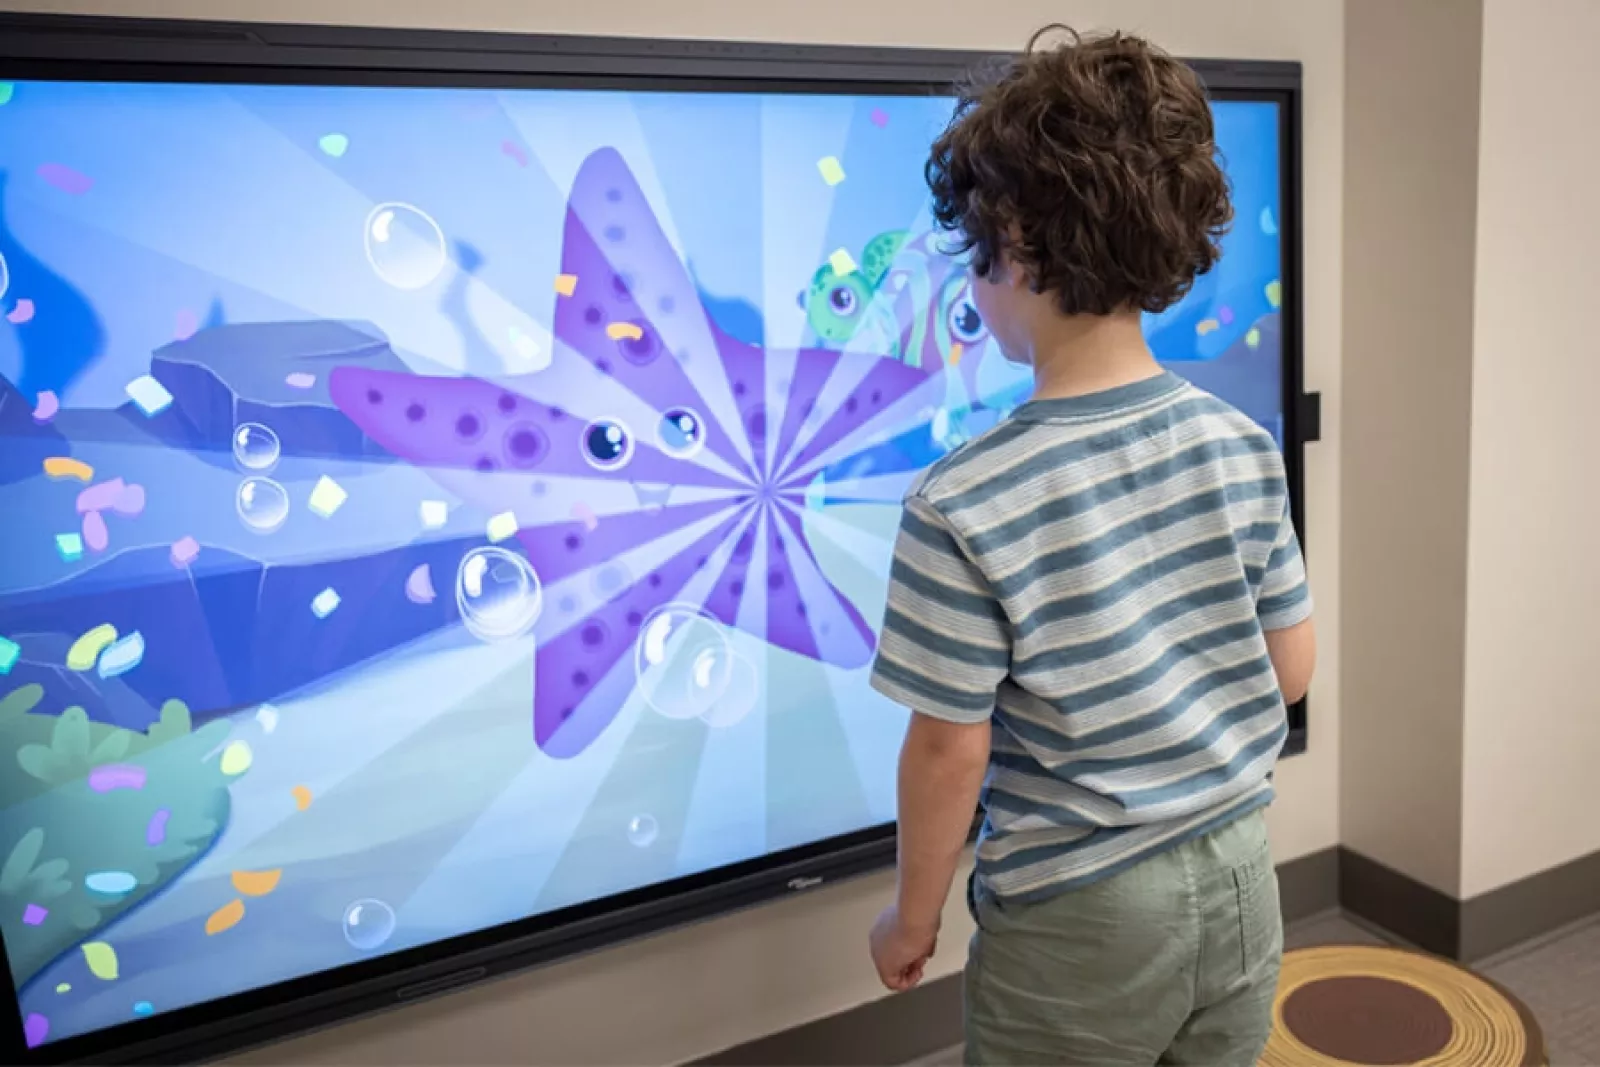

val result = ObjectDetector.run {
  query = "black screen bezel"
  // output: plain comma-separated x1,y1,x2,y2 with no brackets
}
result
0,13,1308,1064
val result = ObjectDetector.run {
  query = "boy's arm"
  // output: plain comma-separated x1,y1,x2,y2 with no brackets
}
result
1259,494,1316,702
868,495,1011,990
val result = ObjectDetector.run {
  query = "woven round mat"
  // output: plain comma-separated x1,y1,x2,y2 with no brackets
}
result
1262,944,1546,1066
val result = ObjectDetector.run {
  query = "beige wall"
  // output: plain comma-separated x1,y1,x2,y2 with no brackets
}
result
1459,0,1600,898
1338,0,1479,896
3,0,1344,1061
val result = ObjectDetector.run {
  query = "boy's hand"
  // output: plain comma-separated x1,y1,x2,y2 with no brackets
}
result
869,904,938,991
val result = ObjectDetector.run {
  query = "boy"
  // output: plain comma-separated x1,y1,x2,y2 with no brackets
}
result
866,27,1316,1067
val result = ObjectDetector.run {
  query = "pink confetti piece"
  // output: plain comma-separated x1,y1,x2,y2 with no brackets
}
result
1218,305,1235,326
502,139,529,167
170,535,200,568
37,162,93,195
285,371,316,390
22,904,47,926
82,511,109,553
111,482,146,518
174,308,199,341
76,477,126,514
6,298,34,324
88,763,146,793
870,107,889,128
146,807,170,846
31,390,58,424
24,1013,47,1049
571,502,599,532
404,563,436,605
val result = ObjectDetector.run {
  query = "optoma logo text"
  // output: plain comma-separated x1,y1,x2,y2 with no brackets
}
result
786,876,824,891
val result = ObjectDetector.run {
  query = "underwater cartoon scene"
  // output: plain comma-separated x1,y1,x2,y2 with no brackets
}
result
0,80,1284,1046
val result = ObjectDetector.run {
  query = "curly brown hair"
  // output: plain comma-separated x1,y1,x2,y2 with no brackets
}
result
926,26,1232,316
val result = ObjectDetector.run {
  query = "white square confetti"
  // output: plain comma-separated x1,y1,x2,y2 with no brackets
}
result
125,375,174,417
311,588,341,618
828,248,858,277
307,476,347,519
486,510,519,543
420,500,449,529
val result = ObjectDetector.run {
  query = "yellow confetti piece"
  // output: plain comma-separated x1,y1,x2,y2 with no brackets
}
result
1246,327,1262,349
605,322,644,342
553,273,578,297
230,869,282,897
219,740,253,777
817,155,846,186
948,342,965,367
205,898,245,935
66,624,118,672
1265,279,1282,308
81,941,118,980
1196,318,1221,336
55,983,70,994
43,456,94,482
486,510,519,544
292,784,313,811
828,248,858,277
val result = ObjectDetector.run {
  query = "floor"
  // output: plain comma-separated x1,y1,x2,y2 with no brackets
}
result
909,910,1600,1066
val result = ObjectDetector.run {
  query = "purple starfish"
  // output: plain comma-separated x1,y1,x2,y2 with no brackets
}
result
332,147,945,757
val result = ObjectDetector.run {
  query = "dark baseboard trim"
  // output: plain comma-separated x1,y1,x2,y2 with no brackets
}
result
1339,845,1600,962
692,847,1342,1067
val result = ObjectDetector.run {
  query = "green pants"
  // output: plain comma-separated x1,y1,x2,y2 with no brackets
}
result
964,810,1282,1067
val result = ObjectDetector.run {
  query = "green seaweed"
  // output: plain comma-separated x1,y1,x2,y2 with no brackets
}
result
0,685,237,987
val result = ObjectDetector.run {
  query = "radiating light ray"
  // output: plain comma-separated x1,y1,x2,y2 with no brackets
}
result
778,370,949,485
799,468,921,507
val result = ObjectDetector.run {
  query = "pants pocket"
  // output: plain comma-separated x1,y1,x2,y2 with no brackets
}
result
1230,854,1283,983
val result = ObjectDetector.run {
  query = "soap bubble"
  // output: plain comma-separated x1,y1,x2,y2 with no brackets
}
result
236,477,289,534
657,407,706,460
635,604,733,720
627,814,659,848
456,546,543,642
364,202,447,290
342,898,396,951
702,651,760,729
232,422,281,472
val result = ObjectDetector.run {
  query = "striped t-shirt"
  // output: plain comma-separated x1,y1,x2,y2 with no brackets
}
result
870,371,1312,903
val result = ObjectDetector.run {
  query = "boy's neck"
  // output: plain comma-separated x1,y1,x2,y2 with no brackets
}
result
1027,311,1164,402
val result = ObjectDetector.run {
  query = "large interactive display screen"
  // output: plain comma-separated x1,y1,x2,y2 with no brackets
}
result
0,67,1289,1055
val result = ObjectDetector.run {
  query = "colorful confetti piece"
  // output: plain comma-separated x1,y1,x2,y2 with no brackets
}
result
174,308,199,340
869,107,889,128
1219,305,1235,326
82,511,109,553
1196,318,1221,336
0,636,18,676
292,785,313,811
22,904,47,926
56,532,84,562
111,482,146,518
318,132,349,158
405,563,436,604
219,740,253,777
284,372,317,391
307,475,348,518
1246,326,1262,349
145,808,170,846
85,871,137,897
7,298,35,324
66,624,118,671
169,536,200,568
419,499,449,529
205,898,245,935
311,587,341,619
1265,279,1282,308
88,764,146,793
486,510,519,543
125,374,173,417
0,83,13,106
96,631,145,679
817,156,846,186
38,162,93,195
256,704,279,733
571,501,598,532
501,139,529,167
55,984,69,994
24,1013,47,1049
1260,205,1278,236
81,941,118,980
43,456,93,482
76,477,125,514
604,321,644,342
828,248,858,277
948,342,965,367
231,869,282,897
133,1001,154,1018
553,273,578,297
31,390,58,424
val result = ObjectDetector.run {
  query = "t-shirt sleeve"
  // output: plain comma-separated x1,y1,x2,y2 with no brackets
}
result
869,494,1012,724
1258,496,1313,631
